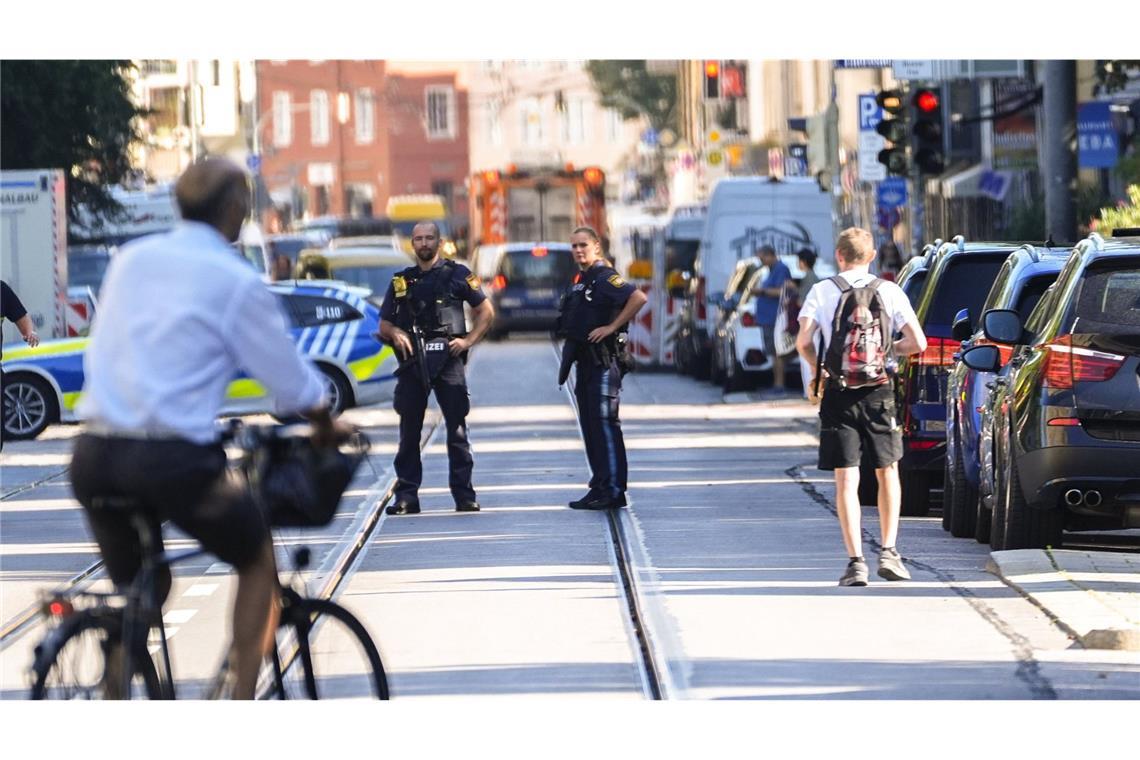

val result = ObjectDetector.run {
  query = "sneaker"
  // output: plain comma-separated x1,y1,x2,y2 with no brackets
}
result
838,559,869,587
877,548,911,581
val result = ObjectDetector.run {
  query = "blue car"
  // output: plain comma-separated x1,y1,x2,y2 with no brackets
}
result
1,281,396,441
943,246,1068,540
475,242,577,338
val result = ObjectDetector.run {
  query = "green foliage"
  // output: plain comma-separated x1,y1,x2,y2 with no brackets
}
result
1094,61,1140,94
1006,194,1045,241
584,61,677,132
1098,185,1140,235
1,60,147,223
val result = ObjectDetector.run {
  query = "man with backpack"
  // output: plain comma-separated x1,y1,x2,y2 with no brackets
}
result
795,228,927,587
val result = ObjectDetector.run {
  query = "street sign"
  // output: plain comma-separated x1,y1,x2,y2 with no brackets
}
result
246,154,261,173
877,177,907,208
857,94,886,182
1077,102,1119,169
979,170,1012,201
892,60,936,81
835,60,892,70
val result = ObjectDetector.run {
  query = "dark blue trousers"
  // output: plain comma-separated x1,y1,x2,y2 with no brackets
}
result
574,359,627,497
393,356,476,503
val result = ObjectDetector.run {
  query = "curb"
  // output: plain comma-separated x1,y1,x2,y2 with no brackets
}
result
987,549,1140,651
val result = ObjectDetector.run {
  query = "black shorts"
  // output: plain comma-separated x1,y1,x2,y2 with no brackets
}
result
70,434,269,600
817,383,902,471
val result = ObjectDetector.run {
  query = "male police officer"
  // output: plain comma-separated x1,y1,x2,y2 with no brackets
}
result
559,226,647,510
379,221,494,514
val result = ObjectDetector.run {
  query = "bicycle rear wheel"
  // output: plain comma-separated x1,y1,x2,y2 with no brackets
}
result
30,611,164,700
272,596,388,699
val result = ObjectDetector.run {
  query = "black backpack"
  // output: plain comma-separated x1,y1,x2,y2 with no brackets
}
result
819,276,893,390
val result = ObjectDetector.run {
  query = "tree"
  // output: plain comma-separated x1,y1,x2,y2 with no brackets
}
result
1,60,147,224
584,61,677,133
1098,184,1140,234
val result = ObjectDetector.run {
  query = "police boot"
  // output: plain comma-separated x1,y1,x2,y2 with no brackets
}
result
579,492,627,510
386,498,421,516
455,500,480,512
569,490,602,509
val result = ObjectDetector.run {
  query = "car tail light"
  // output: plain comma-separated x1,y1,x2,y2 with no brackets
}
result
492,275,508,291
741,311,756,327
1047,417,1081,427
695,276,707,321
905,439,940,451
1042,334,1125,390
532,247,548,258
918,336,957,367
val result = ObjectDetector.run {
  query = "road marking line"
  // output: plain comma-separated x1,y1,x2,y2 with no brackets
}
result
182,583,219,598
163,609,197,625
205,562,229,575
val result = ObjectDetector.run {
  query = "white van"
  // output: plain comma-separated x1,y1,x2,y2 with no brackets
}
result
682,176,835,377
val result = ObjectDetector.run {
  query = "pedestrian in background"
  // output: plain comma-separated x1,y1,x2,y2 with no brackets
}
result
2,279,41,450
795,227,927,587
792,249,819,396
749,245,793,395
378,221,494,515
558,226,647,510
876,241,905,282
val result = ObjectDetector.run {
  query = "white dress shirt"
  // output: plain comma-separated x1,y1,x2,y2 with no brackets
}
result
78,221,326,443
798,269,920,352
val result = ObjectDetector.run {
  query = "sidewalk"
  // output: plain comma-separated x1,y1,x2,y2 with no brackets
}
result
988,549,1140,651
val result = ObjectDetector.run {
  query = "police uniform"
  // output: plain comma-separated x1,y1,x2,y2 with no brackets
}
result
380,259,486,510
558,260,637,508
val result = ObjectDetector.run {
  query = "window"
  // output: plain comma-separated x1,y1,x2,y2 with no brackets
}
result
485,102,502,146
310,90,330,146
431,180,454,212
521,97,544,146
355,88,374,144
425,86,456,140
927,255,1009,329
148,87,180,132
272,91,292,148
1074,260,1140,329
605,108,622,143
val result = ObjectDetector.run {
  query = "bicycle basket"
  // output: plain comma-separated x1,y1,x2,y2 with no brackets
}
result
258,431,369,528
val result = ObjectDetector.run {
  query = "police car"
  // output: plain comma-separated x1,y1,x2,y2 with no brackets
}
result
1,281,396,441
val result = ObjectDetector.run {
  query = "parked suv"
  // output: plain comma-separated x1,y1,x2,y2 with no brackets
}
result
893,237,1028,515
943,246,1068,541
962,233,1140,549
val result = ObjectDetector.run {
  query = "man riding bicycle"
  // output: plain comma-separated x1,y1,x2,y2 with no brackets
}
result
70,158,353,699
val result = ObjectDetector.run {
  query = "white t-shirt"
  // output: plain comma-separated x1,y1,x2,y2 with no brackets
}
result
798,270,920,352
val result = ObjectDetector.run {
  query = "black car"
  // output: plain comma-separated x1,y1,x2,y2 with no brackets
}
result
477,242,577,338
944,246,1068,541
962,234,1140,549
893,237,1028,515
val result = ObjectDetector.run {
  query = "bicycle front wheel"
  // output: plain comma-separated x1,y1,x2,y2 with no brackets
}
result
272,596,388,699
30,611,164,700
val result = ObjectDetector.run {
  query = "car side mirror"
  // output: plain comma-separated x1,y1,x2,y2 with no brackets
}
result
961,344,1003,373
951,308,972,342
981,308,1024,344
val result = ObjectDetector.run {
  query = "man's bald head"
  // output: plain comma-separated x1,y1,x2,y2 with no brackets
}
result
175,157,250,242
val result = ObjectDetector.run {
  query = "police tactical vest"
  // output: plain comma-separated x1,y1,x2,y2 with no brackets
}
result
558,264,619,342
393,261,468,337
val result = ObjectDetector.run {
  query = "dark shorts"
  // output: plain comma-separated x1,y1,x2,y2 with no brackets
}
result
817,383,902,471
70,434,269,599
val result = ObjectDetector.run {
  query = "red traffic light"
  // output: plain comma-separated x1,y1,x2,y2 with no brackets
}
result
914,89,939,113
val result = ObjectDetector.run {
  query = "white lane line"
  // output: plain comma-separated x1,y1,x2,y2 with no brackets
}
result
182,583,219,598
205,562,229,575
163,609,197,625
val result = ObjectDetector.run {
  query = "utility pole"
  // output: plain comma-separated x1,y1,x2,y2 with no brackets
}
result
826,64,841,241
1042,60,1077,244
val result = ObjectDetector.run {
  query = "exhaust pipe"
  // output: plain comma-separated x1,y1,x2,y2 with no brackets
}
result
1084,490,1103,508
1064,489,1084,507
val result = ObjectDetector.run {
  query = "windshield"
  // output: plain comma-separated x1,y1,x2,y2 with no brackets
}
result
332,264,406,298
666,239,699,274
392,220,451,239
502,248,576,287
68,255,111,290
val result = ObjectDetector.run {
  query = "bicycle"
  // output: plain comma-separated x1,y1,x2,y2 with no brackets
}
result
28,421,389,700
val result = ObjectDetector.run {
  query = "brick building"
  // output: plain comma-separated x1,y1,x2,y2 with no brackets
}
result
255,60,468,231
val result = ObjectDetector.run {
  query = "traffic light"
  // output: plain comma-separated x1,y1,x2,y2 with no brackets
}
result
704,60,720,99
911,88,945,175
875,89,908,176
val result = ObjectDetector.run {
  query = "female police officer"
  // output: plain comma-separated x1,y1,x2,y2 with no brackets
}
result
558,226,647,510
